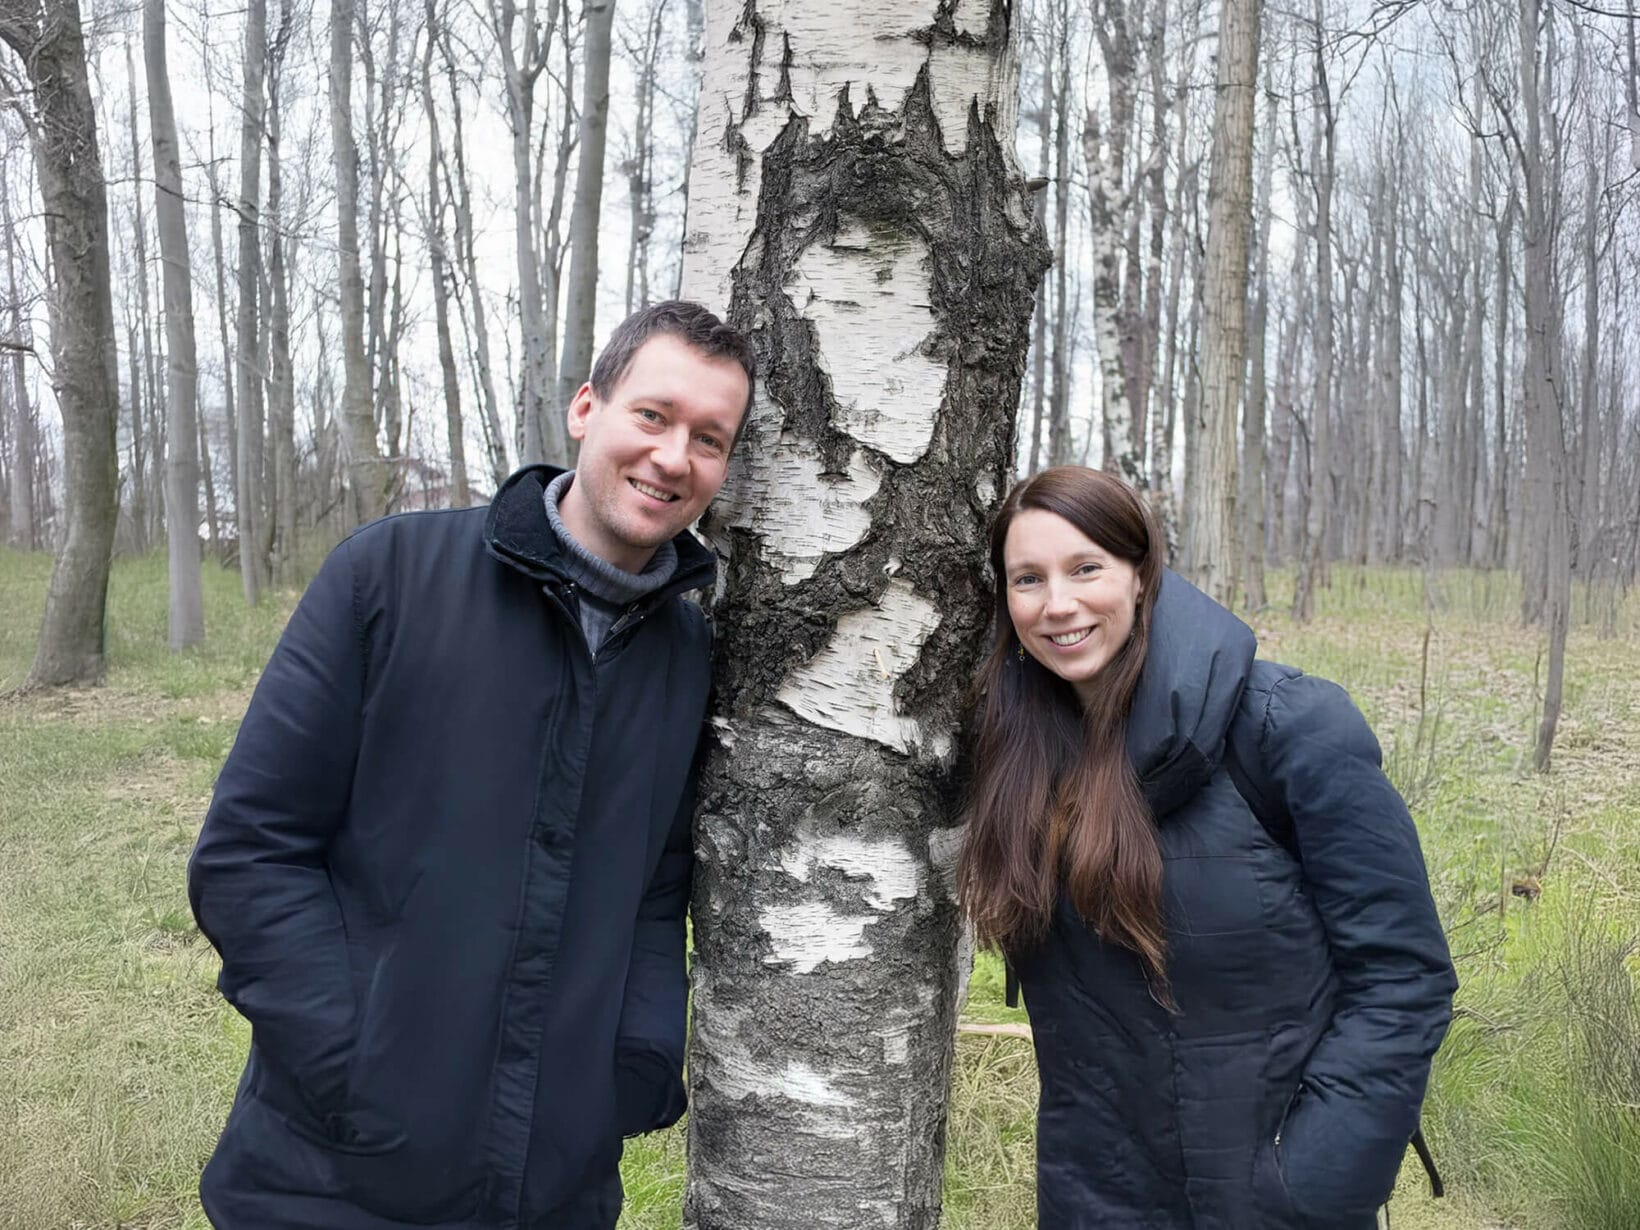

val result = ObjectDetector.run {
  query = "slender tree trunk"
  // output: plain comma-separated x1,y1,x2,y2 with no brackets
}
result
1047,17,1072,465
123,36,157,556
144,0,204,646
679,2,1048,1224
1186,0,1259,605
2,168,39,552
423,0,469,507
493,0,570,465
331,0,386,524
1026,30,1051,474
236,0,268,602
265,0,298,584
1242,73,1274,610
205,144,239,537
1293,8,1333,624
1517,0,1571,770
441,29,509,488
1,4,121,687
557,0,616,428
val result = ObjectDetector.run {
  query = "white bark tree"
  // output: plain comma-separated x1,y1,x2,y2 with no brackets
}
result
679,2,1047,1225
144,0,205,647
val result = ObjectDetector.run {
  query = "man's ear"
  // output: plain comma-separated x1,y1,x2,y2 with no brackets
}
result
566,382,597,442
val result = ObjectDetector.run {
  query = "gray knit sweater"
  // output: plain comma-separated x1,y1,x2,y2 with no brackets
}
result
542,470,678,653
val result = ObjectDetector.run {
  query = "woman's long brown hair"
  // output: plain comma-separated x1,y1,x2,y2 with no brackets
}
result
956,467,1168,983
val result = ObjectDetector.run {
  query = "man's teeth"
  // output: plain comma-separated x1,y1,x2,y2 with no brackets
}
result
632,480,677,502
1049,629,1091,646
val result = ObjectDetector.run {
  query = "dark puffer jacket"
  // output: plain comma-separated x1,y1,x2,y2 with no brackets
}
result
188,466,713,1230
1015,571,1456,1229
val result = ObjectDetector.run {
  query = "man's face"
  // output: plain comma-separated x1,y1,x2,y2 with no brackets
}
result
559,333,749,573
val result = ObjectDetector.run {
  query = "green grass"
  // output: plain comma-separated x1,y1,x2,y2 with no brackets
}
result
2,548,1637,1229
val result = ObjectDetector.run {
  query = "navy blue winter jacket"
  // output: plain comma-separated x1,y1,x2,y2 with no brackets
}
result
1016,571,1457,1229
188,466,714,1230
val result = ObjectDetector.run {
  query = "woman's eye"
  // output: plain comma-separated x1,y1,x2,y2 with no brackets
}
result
1011,574,1040,587
1077,562,1103,576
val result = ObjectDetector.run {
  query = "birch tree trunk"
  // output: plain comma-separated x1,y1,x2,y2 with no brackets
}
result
331,0,387,524
1,2,121,687
1185,0,1259,605
679,2,1048,1224
144,0,204,647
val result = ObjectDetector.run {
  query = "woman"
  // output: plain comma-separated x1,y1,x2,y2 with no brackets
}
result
958,466,1456,1230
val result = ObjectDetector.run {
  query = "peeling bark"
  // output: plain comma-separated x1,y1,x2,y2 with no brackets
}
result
680,2,1048,1225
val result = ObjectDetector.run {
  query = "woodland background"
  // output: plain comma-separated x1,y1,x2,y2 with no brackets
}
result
1,0,1637,1226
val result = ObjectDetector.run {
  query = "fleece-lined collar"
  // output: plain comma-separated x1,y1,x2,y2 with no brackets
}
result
483,464,716,603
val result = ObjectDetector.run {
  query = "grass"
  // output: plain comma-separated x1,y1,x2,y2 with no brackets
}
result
2,548,1637,1229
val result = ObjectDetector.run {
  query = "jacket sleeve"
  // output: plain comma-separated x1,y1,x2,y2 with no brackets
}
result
188,538,371,1139
611,754,698,1137
1258,671,1457,1218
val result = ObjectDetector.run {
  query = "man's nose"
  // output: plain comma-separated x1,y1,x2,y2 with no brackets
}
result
652,430,688,474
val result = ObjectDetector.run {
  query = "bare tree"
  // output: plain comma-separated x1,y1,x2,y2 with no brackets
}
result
144,0,204,647
679,2,1048,1224
422,0,468,507
1,141,38,552
1291,0,1336,624
237,0,269,601
332,0,387,524
1183,0,1259,604
556,0,616,430
0,0,121,686
487,0,572,465
439,20,509,488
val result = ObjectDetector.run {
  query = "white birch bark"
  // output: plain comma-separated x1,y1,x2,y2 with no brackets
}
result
679,2,1047,1225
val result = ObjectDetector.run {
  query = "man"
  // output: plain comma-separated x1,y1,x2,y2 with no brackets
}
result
189,301,755,1230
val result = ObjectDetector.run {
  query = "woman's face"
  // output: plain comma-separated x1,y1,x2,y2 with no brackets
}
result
1002,508,1143,707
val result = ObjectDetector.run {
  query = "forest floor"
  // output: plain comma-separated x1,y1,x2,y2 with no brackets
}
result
1,549,1636,1230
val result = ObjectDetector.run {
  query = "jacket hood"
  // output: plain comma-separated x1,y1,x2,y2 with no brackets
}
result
483,464,717,598
1125,569,1257,818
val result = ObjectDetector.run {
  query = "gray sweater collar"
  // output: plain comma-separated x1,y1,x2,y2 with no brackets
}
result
542,470,678,606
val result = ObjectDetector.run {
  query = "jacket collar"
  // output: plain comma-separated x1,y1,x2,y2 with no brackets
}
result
1125,569,1257,819
483,464,717,602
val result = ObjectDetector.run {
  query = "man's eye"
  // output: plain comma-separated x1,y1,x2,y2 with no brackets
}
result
638,408,663,423
697,434,724,453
